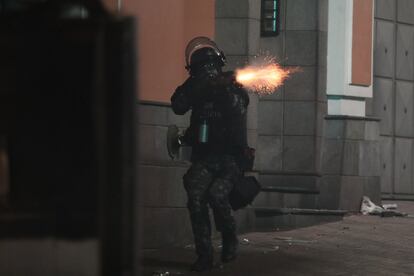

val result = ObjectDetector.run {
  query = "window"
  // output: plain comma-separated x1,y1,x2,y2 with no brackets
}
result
261,0,280,37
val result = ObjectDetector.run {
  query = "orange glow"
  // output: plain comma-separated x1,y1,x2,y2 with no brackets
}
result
235,57,297,95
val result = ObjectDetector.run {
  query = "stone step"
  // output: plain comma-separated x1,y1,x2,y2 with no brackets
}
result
258,173,320,195
252,208,348,232
254,207,347,217
252,191,318,209
261,186,320,194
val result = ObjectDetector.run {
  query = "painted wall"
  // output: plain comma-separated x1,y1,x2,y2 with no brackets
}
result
352,0,373,86
326,0,374,116
122,0,215,102
124,1,216,248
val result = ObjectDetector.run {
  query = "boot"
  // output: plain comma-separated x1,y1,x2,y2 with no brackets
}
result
190,253,213,272
221,232,238,263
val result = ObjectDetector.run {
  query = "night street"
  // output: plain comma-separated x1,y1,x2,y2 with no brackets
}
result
2,1,414,275
144,201,414,276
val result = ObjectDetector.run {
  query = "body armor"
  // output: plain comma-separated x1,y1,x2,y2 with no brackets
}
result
171,71,249,162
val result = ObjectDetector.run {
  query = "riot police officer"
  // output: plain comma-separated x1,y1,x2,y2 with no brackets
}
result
171,37,249,272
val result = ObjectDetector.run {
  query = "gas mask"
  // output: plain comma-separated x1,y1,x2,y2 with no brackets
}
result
192,60,221,80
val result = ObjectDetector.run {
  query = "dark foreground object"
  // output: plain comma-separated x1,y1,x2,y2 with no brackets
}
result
143,200,414,276
0,6,138,275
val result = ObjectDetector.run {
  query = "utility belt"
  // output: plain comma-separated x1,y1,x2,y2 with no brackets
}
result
192,119,254,171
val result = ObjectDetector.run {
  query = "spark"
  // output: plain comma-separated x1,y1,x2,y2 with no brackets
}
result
235,56,298,95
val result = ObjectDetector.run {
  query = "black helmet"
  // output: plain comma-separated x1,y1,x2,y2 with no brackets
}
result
185,36,226,76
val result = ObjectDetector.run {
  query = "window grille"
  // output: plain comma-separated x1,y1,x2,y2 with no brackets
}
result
261,0,280,37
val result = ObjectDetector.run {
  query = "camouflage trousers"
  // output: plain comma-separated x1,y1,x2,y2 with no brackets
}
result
183,155,241,257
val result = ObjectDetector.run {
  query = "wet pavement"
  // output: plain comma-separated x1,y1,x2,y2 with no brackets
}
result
142,201,414,276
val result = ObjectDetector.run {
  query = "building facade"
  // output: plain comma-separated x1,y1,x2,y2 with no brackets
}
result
372,0,414,199
92,0,414,252
134,0,400,249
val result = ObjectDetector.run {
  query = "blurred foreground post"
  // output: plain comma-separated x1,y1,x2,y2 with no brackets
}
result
0,1,140,275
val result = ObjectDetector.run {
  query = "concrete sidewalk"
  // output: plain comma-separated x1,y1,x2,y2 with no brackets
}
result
142,201,414,276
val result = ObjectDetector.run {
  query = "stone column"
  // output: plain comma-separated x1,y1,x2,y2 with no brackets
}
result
319,117,381,211
319,0,381,211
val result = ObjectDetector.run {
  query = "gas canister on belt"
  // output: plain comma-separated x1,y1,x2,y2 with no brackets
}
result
198,119,209,143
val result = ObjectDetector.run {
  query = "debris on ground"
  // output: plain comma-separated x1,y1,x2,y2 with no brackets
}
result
152,271,170,276
152,271,184,276
273,236,292,241
273,236,316,244
361,196,408,217
361,196,384,215
184,244,194,249
382,203,398,210
241,238,250,245
380,210,407,217
237,236,284,253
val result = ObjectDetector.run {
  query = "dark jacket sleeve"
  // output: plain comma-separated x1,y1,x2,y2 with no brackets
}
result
170,78,193,115
221,82,250,150
215,71,249,116
227,85,249,116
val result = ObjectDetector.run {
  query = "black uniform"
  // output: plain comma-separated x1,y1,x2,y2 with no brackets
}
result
171,71,249,268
